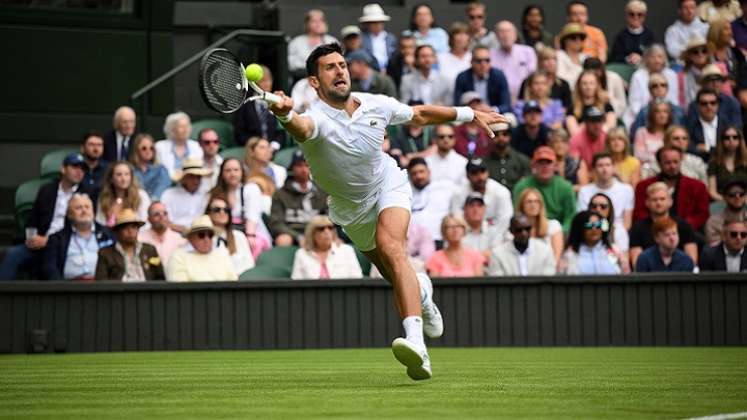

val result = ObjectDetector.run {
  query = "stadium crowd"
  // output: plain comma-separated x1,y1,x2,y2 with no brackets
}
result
1,0,747,281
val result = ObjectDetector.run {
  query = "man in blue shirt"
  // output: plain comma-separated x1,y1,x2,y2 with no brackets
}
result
636,216,695,272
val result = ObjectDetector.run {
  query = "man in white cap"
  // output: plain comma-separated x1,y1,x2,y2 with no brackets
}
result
166,215,238,281
160,157,211,234
360,3,397,71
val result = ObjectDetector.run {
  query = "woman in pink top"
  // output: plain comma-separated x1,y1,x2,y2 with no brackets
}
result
634,99,673,177
426,215,485,277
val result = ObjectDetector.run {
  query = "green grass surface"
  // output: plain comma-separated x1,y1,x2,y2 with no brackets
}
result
1,348,746,419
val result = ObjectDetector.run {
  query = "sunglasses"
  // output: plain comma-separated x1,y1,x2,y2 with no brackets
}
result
512,226,532,233
209,206,231,214
139,146,154,151
201,139,220,145
468,14,484,20
590,202,609,210
722,134,740,141
437,134,454,139
690,47,708,55
584,221,603,230
699,100,718,106
495,130,511,137
671,135,689,141
627,11,645,17
649,83,667,89
195,231,214,239
473,58,490,64
726,191,745,198
729,231,747,239
149,210,168,217
315,225,335,232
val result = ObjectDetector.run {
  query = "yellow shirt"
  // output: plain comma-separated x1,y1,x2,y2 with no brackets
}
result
166,247,238,281
615,156,641,185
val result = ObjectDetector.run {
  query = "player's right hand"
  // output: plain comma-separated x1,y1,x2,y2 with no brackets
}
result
269,91,294,117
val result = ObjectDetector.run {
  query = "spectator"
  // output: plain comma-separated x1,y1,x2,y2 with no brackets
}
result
197,128,223,194
665,0,710,62
287,9,338,78
103,106,137,163
634,146,710,231
450,158,513,237
686,65,742,130
161,157,211,234
687,88,726,157
409,158,456,242
437,22,473,82
129,133,170,200
548,127,589,192
700,217,747,271
95,161,150,229
400,45,452,105
453,92,494,158
359,4,397,71
513,146,577,232
95,209,164,282
155,112,202,181
487,214,556,276
511,100,550,158
705,178,747,245
426,214,485,277
556,23,588,90
348,50,397,97
587,192,629,252
707,125,747,201
569,106,608,168
166,216,238,281
291,215,362,280
453,46,512,113
514,72,565,129
520,5,553,49
732,0,747,50
465,1,494,49
605,127,641,188
205,195,254,276
514,188,564,264
234,65,287,149
44,193,114,281
79,131,107,194
386,34,417,90
560,210,628,275
565,1,608,62
629,181,699,267
483,122,531,190
522,47,573,111
566,71,616,136
389,121,434,168
609,0,656,65
647,125,708,184
698,0,742,24
629,73,687,138
582,58,627,119
340,25,364,57
625,45,680,130
635,99,674,177
425,124,468,186
404,4,449,54
270,150,329,247
707,18,746,86
490,20,538,104
244,136,287,190
635,216,695,272
462,193,503,259
678,35,714,108
138,201,186,266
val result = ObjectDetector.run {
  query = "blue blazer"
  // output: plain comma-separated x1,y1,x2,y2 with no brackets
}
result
361,31,398,68
453,68,512,113
686,93,742,128
44,221,114,280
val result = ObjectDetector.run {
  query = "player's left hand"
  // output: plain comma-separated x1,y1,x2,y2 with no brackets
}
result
473,110,510,139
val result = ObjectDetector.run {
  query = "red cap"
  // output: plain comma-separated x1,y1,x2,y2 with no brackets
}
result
532,146,557,163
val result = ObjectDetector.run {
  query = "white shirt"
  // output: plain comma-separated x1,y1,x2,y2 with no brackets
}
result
400,69,453,105
556,50,588,90
291,243,363,280
49,183,78,235
199,154,223,194
665,19,711,61
463,221,503,253
155,139,204,181
725,245,744,273
576,180,634,251
425,150,467,186
214,229,255,276
411,179,456,240
450,178,513,238
699,116,719,151
437,51,471,82
161,185,208,227
370,31,390,70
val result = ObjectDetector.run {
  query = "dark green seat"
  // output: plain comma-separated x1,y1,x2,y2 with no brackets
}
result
220,146,245,161
192,118,236,149
355,247,372,277
606,63,636,85
256,245,298,269
239,265,292,280
14,178,48,232
40,148,79,179
272,146,298,168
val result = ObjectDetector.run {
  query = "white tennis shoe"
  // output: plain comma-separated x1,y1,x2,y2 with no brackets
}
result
391,337,432,381
417,273,443,338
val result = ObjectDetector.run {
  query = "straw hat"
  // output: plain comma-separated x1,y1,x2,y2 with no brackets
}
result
684,34,707,52
558,23,587,44
176,156,212,181
186,215,215,236
359,3,390,23
700,64,726,82
112,208,145,230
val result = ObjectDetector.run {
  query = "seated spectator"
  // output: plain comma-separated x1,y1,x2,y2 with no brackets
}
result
453,46,512,114
522,47,572,111
514,188,563,264
234,65,288,149
44,193,114,281
511,101,550,159
341,26,379,72
686,65,742,128
630,181,700,267
359,4,396,71
426,214,485,277
678,35,713,108
483,122,531,190
155,112,202,181
244,136,287,191
290,77,318,114
732,1,747,50
130,133,170,200
386,34,416,90
450,158,513,237
95,162,150,229
586,192,629,252
348,50,397,97
519,5,553,49
80,131,107,194
514,72,565,129
487,214,556,276
437,22,473,82
624,45,679,129
166,216,238,281
665,0,710,63
705,178,747,245
606,127,641,188
556,23,588,90
161,157,211,234
514,146,577,232
560,210,629,275
577,154,635,250
629,73,687,138
138,201,186,266
462,193,503,259
389,122,435,168
0,154,95,280
425,124,468,186
635,216,695,272
548,128,589,192
409,158,456,243
635,99,674,177
700,218,747,271
698,0,742,24
569,106,608,168
95,209,164,282
565,0,608,61
453,92,494,158
707,125,747,201
610,0,656,65
287,9,338,79
634,146,710,231
491,20,538,104
566,71,616,136
400,45,452,106
270,150,329,247
465,1,494,49
291,215,362,280
583,58,627,119
403,4,449,54
205,195,254,276
103,106,137,163
707,17,746,85
687,88,726,158
197,128,223,193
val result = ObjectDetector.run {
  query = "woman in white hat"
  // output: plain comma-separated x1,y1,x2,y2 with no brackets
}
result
166,215,238,281
677,35,712,108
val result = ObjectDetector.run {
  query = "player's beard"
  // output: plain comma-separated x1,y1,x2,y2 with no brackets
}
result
324,83,351,103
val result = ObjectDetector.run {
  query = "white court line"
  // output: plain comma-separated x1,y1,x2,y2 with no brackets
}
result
684,412,747,420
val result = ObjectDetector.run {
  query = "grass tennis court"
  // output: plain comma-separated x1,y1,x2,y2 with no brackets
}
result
1,348,745,419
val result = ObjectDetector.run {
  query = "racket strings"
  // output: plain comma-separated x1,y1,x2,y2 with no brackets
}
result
200,50,246,113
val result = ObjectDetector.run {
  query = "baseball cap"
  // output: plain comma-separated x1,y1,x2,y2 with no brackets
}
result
464,193,485,207
532,146,557,163
62,153,86,167
522,100,542,114
466,158,487,174
583,106,605,121
288,149,307,169
460,91,483,106
341,25,362,39
722,176,747,192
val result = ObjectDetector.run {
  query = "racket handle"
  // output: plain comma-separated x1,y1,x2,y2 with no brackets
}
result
261,92,281,105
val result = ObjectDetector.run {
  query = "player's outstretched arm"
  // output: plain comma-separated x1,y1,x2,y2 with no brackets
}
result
410,105,508,138
268,91,316,142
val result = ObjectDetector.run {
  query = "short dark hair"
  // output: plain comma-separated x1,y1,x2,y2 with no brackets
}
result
407,157,428,171
655,145,683,164
696,87,719,104
566,1,588,14
197,128,217,142
82,130,103,145
591,152,612,167
415,44,435,60
305,43,344,78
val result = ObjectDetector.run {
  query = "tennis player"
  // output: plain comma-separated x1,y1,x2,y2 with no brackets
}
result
268,43,507,380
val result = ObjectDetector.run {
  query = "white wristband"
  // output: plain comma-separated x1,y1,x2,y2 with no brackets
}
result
274,110,294,124
454,106,475,123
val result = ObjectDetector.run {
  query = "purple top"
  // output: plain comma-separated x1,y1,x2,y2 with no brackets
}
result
513,99,566,126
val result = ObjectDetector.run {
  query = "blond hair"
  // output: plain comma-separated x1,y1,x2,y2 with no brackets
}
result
515,188,549,238
646,181,670,197
440,214,468,239
304,215,338,251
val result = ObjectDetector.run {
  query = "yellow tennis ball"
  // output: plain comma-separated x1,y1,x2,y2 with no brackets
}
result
245,64,264,82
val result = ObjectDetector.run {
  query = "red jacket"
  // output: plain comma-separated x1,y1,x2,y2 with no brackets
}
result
633,174,710,231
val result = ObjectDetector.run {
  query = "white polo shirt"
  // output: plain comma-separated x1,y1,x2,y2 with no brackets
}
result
425,150,467,186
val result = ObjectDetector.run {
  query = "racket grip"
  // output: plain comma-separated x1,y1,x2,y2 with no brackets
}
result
262,92,281,105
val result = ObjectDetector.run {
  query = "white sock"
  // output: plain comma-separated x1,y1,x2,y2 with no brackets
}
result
403,316,425,349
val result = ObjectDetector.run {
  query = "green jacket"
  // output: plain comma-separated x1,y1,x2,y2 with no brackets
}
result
513,175,576,233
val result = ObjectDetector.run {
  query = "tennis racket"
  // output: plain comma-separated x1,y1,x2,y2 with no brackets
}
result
198,48,281,114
